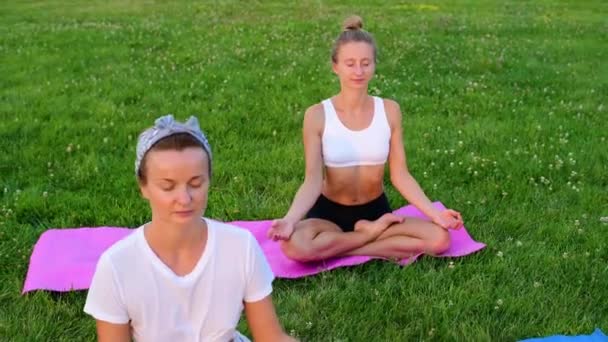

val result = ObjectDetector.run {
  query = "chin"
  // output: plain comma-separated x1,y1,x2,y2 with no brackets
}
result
172,212,202,224
345,80,369,88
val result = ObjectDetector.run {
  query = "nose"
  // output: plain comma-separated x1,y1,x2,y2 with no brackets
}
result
354,64,363,75
176,187,192,205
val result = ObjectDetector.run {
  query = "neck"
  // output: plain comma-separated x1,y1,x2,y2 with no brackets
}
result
335,88,369,113
145,217,206,252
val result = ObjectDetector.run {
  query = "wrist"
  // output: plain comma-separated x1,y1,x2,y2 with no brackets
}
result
283,215,299,225
428,209,442,222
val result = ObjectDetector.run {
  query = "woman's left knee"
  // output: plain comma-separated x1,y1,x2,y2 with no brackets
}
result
428,229,450,255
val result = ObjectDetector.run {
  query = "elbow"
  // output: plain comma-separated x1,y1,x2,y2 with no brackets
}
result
279,332,298,342
390,170,411,188
303,174,323,193
389,174,398,187
258,329,295,342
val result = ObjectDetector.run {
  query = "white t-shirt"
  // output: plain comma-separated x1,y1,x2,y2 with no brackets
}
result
84,219,274,342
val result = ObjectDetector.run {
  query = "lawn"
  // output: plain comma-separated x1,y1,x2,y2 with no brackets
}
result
0,0,607,340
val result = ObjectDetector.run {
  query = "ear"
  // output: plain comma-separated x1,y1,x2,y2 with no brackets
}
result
139,183,150,200
332,62,339,75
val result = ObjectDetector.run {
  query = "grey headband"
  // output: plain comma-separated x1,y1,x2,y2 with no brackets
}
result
135,114,212,176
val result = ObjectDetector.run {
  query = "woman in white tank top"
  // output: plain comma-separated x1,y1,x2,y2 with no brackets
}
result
267,16,464,262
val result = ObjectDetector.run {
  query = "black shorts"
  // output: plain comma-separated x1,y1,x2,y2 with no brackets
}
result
305,193,392,232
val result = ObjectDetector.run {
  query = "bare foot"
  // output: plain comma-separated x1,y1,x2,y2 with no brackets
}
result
354,213,404,240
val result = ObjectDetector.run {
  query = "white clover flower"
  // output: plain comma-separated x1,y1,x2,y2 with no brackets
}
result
496,251,503,258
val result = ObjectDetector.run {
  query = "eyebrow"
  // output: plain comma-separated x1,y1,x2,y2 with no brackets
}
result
159,175,204,183
345,58,371,62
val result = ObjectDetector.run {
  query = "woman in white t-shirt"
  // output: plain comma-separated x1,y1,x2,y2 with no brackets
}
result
85,115,295,342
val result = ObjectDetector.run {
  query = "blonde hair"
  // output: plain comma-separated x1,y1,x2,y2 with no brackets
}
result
331,15,377,63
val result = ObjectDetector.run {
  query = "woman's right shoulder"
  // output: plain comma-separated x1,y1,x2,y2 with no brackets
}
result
304,102,325,118
99,227,142,261
303,102,325,130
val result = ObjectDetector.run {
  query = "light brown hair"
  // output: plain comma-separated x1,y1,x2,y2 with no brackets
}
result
331,15,377,63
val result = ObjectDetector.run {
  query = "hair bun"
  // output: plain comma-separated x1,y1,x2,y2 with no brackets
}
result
343,15,363,31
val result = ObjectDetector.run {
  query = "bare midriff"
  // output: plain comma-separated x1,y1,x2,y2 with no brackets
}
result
322,164,386,205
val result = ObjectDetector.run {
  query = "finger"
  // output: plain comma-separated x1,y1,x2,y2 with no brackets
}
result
455,211,463,222
446,209,458,218
455,219,464,229
447,221,458,230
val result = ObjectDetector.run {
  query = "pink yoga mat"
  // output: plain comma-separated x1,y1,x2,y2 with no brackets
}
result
22,202,485,293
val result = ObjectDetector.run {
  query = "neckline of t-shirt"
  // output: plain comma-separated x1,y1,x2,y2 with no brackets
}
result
138,218,215,285
328,96,378,133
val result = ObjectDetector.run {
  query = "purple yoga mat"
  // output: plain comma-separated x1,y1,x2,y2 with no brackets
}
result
22,202,485,293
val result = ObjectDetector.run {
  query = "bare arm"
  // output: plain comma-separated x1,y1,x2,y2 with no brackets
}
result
385,99,443,220
245,296,297,342
282,104,325,224
386,99,463,229
96,320,130,342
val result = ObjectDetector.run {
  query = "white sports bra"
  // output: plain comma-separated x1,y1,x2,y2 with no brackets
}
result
321,96,391,168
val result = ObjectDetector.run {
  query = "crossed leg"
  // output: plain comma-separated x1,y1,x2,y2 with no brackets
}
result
344,217,450,259
281,214,450,262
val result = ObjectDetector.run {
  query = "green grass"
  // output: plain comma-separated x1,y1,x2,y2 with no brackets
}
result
1,0,607,340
